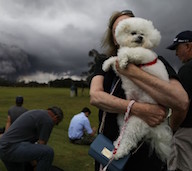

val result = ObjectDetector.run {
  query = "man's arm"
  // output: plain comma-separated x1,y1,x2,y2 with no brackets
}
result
5,116,11,131
90,127,97,136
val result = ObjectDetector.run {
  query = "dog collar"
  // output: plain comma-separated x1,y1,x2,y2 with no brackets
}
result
138,58,158,68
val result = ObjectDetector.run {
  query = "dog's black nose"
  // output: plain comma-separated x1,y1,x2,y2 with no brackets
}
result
135,36,143,43
138,36,143,41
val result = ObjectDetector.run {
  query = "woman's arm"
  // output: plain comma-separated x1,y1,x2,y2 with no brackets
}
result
116,63,189,130
90,75,128,114
90,75,168,127
116,63,188,110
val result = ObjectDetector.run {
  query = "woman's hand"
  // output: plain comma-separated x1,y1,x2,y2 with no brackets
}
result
131,102,167,127
115,60,138,77
115,59,188,129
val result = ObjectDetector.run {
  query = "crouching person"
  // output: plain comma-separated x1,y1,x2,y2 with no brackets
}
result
0,106,64,171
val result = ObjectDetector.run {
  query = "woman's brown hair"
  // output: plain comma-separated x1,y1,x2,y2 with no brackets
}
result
101,10,135,57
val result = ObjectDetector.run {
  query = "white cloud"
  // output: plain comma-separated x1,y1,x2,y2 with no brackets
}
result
19,71,85,83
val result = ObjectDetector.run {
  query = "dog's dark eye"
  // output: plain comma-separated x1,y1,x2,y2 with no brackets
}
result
131,32,137,35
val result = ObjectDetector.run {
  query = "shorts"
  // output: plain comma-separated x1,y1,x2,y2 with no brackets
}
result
167,127,192,171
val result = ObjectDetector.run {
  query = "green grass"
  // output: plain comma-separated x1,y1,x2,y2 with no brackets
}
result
0,87,98,171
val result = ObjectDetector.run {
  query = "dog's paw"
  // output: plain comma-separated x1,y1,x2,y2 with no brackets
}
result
102,56,117,72
114,149,130,160
114,152,121,160
118,56,129,69
102,60,110,71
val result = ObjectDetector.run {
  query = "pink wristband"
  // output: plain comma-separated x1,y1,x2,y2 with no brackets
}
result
124,100,135,121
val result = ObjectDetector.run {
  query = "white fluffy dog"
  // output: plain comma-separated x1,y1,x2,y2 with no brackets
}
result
102,17,172,162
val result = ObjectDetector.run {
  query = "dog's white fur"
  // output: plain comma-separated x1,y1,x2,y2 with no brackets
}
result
102,17,172,162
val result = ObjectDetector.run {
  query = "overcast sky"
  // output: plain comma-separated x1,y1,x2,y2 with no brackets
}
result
0,0,191,83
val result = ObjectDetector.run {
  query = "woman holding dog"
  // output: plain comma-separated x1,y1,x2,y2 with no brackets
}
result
89,10,188,171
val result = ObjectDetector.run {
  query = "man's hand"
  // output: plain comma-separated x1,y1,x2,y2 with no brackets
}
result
31,160,37,171
91,127,97,136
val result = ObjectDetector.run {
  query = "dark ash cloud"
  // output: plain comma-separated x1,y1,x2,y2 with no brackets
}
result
0,43,31,80
0,0,191,82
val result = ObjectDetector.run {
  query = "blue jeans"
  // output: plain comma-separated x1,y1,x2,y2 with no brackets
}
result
0,142,54,171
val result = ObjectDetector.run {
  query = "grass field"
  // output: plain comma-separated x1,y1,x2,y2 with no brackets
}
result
0,87,99,171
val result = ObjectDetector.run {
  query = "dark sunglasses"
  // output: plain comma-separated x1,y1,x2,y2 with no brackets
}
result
109,10,135,29
120,10,134,17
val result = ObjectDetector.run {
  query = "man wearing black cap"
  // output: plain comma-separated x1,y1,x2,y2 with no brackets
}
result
0,106,64,171
5,96,28,131
167,30,192,171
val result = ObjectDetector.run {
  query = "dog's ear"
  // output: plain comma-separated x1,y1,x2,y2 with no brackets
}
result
150,26,161,48
144,19,161,48
115,19,131,46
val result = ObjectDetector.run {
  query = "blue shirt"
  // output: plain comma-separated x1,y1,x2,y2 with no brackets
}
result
68,112,93,139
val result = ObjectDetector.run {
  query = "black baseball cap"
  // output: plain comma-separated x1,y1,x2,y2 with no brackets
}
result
167,30,192,50
16,96,23,104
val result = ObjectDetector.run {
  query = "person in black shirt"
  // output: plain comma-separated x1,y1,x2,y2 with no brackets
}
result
90,10,188,171
167,30,192,171
0,106,64,171
5,96,28,131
